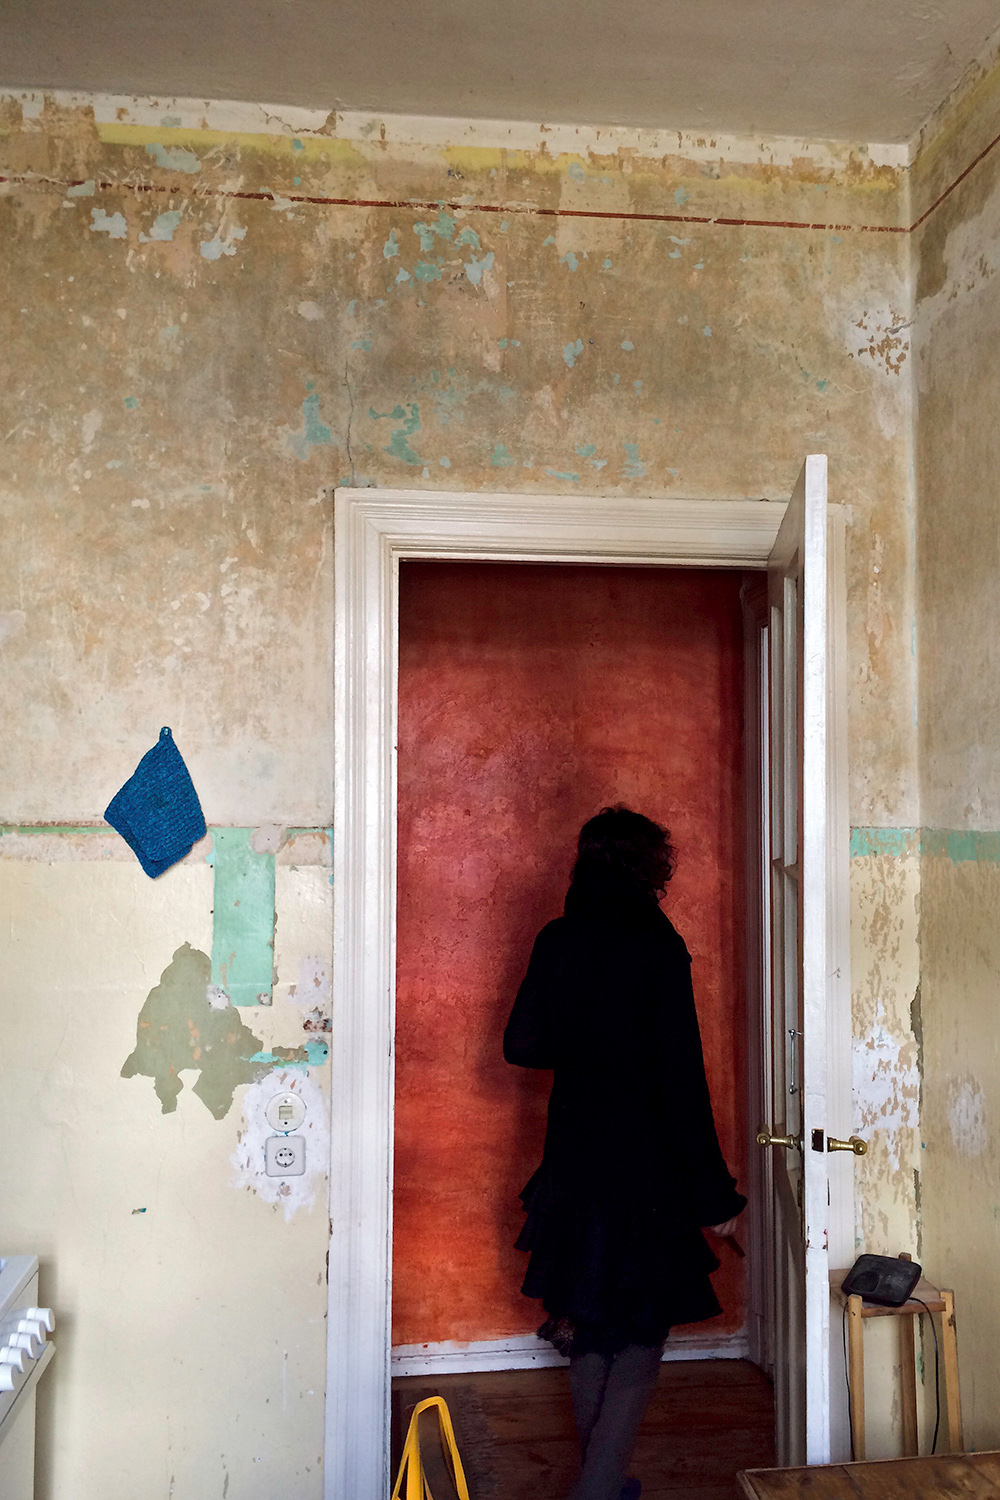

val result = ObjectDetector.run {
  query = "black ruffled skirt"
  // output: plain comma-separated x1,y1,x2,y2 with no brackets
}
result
515,1166,723,1357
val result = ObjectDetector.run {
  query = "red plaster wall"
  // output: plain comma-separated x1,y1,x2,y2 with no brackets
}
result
393,562,747,1347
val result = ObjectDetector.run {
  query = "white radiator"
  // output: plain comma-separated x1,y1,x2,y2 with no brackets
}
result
0,1257,55,1500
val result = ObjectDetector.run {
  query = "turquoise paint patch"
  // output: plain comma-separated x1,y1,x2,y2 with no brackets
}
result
292,138,305,151
465,251,495,285
694,261,705,270
140,209,182,243
674,187,689,204
816,379,828,391
576,443,596,458
633,380,643,392
370,403,422,465
383,229,399,259
351,338,372,351
568,161,586,182
288,389,334,459
306,1040,330,1065
621,340,634,351
439,456,451,468
850,827,918,859
90,208,127,239
124,396,138,409
603,258,612,270
207,828,276,1005
563,339,584,369
546,468,580,482
434,211,456,239
703,326,712,336
145,142,200,173
623,443,646,479
249,1050,307,1071
346,299,357,316
490,441,515,468
497,337,521,349
414,261,442,281
66,179,95,197
456,227,481,249
200,226,246,260
542,234,556,247
924,829,1000,864
293,176,301,186
560,251,579,271
395,268,411,283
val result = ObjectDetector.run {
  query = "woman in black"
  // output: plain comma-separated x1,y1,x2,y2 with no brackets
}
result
504,806,745,1500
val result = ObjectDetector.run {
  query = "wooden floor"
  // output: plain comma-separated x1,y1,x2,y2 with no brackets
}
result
393,1359,775,1499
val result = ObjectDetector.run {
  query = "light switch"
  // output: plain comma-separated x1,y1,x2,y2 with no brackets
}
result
264,1092,307,1133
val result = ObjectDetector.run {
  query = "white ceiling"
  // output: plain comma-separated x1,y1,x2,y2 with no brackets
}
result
2,0,998,144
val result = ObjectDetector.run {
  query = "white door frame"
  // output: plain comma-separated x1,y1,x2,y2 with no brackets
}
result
327,483,852,1498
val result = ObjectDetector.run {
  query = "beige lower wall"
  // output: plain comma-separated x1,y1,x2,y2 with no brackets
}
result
920,852,1000,1453
0,846,332,1500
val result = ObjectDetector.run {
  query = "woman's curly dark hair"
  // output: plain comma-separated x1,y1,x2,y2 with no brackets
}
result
571,805,676,896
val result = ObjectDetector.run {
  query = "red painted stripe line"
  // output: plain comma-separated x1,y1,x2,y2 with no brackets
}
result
2,119,998,235
910,120,1000,231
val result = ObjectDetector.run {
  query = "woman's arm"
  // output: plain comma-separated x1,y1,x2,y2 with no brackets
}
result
503,925,559,1069
666,948,747,1228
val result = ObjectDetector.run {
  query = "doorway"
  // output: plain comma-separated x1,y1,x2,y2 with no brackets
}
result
392,561,750,1370
326,481,852,1497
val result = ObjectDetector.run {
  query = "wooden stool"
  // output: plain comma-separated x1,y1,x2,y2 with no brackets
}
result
832,1256,962,1459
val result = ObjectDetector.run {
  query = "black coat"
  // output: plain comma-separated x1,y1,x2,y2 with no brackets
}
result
503,877,745,1352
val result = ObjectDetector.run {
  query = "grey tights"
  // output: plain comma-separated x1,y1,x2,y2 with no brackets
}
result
566,1341,663,1500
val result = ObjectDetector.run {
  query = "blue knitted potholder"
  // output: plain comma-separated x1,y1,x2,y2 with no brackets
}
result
104,726,206,878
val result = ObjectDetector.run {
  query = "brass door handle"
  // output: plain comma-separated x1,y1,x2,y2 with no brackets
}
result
828,1135,868,1156
756,1126,798,1149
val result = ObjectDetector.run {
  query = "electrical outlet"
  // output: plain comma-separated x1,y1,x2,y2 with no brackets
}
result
265,1134,306,1177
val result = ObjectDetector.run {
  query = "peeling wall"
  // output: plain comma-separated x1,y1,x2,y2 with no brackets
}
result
913,47,1000,1455
0,91,926,1489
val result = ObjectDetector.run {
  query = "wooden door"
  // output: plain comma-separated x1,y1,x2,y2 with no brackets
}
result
760,455,831,1466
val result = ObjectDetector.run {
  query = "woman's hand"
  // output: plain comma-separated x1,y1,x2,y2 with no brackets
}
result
706,1217,740,1238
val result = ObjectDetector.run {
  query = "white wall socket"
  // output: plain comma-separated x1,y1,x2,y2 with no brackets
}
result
264,1135,306,1177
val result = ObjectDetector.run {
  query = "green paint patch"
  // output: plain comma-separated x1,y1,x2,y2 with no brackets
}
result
145,142,200,173
456,227,481,250
560,251,579,271
140,209,183,243
414,261,442,282
563,339,584,369
121,943,264,1118
576,443,596,458
123,396,138,409
383,229,399,259
847,826,1000,864
545,468,580,482
207,829,275,1004
623,442,647,479
497,337,520,349
350,338,372,351
288,388,334,460
923,829,1000,864
465,251,495,285
490,441,515,468
370,403,422,465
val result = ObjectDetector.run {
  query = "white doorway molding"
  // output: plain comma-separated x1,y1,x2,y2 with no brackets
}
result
327,486,852,1498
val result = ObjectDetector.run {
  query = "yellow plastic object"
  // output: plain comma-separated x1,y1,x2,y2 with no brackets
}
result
391,1396,472,1500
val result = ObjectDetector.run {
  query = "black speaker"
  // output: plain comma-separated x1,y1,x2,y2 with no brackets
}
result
841,1254,921,1307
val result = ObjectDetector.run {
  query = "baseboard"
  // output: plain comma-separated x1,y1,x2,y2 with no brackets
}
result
391,1330,749,1377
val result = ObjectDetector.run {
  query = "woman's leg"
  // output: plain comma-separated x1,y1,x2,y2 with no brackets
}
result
567,1342,663,1500
569,1349,613,1459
